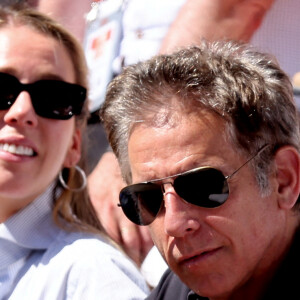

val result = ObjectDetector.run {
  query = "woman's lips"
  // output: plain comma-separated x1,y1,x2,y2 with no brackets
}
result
0,143,35,156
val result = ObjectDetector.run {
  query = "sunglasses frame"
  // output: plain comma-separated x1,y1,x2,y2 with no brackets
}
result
0,72,86,120
119,144,270,225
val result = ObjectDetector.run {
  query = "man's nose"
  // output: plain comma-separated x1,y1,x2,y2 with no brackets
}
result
162,183,201,238
3,91,38,127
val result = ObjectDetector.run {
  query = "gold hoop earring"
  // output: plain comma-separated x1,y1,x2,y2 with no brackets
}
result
58,165,87,192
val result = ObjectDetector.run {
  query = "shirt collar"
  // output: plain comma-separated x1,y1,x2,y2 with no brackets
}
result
187,290,207,300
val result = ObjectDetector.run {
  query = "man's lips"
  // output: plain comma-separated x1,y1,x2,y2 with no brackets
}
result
178,247,223,266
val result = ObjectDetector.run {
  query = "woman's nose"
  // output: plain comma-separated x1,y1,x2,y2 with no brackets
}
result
3,91,38,127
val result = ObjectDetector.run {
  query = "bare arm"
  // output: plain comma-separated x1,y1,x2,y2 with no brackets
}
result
160,0,275,53
88,152,153,266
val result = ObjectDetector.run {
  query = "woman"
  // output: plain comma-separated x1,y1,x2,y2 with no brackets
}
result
0,4,149,299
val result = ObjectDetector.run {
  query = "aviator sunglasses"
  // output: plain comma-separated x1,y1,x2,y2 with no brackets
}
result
119,145,270,225
0,72,86,120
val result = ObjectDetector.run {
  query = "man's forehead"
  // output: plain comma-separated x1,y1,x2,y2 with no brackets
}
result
128,111,232,181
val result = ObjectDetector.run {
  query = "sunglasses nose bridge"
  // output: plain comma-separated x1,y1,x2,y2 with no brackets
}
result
11,83,32,107
161,181,174,195
3,85,39,127
20,83,34,100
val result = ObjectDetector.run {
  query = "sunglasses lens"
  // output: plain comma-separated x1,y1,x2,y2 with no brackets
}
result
30,80,86,120
0,73,20,109
120,168,230,226
0,72,86,120
174,168,229,208
120,183,163,225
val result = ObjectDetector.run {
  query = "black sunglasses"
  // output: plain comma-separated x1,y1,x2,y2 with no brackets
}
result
0,72,86,120
119,145,270,225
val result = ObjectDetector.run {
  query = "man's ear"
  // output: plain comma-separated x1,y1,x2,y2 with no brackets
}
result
63,129,82,168
275,146,300,210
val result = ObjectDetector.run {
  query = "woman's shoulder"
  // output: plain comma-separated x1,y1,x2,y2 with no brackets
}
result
51,230,116,255
53,230,150,298
12,230,150,299
46,229,136,269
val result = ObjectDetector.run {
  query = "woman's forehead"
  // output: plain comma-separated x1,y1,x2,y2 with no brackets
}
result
0,25,75,83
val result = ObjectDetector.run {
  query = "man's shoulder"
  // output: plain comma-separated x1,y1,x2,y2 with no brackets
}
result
262,229,300,298
146,268,191,300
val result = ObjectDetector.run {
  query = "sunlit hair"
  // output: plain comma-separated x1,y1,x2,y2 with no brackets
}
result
0,4,104,234
102,41,300,199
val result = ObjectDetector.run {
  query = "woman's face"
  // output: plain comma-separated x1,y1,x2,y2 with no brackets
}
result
0,25,81,221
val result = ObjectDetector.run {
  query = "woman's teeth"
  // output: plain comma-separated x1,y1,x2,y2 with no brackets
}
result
0,143,34,156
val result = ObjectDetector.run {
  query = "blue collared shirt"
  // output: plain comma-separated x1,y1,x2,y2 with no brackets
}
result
0,184,149,299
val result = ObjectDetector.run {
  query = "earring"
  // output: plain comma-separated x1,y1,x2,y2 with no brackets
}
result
58,165,87,192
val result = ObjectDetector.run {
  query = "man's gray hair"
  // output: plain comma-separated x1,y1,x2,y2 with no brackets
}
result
101,41,300,196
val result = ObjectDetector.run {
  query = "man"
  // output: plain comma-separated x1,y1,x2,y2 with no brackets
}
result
101,41,300,299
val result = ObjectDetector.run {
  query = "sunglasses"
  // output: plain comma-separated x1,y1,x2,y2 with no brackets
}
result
119,145,270,225
0,72,86,120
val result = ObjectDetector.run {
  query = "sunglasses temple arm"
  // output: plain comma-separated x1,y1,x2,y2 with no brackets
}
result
226,144,270,180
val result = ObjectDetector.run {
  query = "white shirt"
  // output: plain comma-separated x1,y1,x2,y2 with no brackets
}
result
0,185,149,299
119,0,185,67
84,0,185,111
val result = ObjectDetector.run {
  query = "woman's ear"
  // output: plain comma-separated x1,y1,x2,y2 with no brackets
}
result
275,146,300,210
63,128,82,168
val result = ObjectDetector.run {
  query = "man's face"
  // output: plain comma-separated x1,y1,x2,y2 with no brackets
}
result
128,109,286,298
